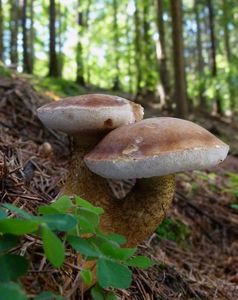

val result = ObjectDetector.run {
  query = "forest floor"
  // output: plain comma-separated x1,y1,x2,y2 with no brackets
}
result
0,72,238,300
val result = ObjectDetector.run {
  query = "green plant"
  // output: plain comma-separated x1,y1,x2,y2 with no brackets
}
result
223,172,238,211
156,217,190,244
0,196,153,299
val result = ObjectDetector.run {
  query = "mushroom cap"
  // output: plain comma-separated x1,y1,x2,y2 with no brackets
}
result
84,117,229,179
37,94,144,134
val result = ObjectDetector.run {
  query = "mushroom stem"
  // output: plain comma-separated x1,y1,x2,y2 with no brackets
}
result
62,143,175,246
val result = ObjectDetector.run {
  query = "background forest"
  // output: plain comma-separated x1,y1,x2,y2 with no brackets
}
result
0,0,238,117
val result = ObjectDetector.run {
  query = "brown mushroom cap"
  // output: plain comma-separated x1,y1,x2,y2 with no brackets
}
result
37,94,144,134
84,117,229,179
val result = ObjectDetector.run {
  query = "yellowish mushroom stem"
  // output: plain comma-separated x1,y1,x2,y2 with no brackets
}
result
63,136,175,247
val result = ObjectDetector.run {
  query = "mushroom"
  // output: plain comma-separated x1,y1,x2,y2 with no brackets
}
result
84,117,229,246
37,94,144,197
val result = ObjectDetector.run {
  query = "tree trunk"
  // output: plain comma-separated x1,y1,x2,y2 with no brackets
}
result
134,0,142,95
76,0,85,86
142,0,154,94
10,0,19,68
207,0,222,115
222,0,231,61
29,0,34,73
22,0,32,73
194,0,205,107
0,0,3,61
126,10,133,93
49,0,60,77
85,0,91,84
170,0,188,118
156,0,171,108
112,0,120,90
222,0,234,112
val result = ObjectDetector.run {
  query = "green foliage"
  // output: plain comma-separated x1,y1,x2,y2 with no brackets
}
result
0,196,153,299
0,282,27,300
33,77,86,98
0,62,12,78
223,172,238,211
156,217,190,244
41,225,65,268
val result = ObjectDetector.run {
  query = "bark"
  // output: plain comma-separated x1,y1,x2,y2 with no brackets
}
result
49,0,60,77
10,0,19,68
29,0,34,73
194,0,205,107
134,0,142,94
0,0,3,61
142,0,154,93
85,0,92,84
22,0,32,73
222,0,235,112
126,11,133,93
170,0,188,118
222,0,231,61
156,0,171,107
207,0,222,115
112,0,120,90
76,0,85,85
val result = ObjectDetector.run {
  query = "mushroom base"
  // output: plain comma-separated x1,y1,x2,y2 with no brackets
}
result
62,141,175,246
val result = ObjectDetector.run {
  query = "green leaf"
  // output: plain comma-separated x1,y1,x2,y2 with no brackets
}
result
34,291,65,300
75,197,104,215
0,282,27,300
38,205,60,215
105,292,118,300
67,236,100,258
37,214,77,231
2,204,33,219
0,234,19,253
0,254,28,281
0,208,7,219
230,203,238,210
106,233,127,245
126,256,153,269
41,225,65,268
80,269,93,286
78,207,100,227
0,219,39,235
96,258,132,288
91,285,105,300
50,196,72,212
100,242,136,260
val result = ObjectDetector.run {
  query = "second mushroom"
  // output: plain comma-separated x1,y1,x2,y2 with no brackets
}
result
37,95,229,247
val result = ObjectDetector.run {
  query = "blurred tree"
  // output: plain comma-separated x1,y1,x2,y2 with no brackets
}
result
76,0,85,86
194,0,205,108
156,0,171,108
112,0,120,90
0,0,3,61
222,0,231,62
10,0,19,68
170,0,188,118
142,0,154,95
126,7,133,93
207,0,222,115
134,0,142,95
49,0,60,77
22,0,34,73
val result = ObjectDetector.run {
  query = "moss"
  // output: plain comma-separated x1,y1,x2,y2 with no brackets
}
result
0,62,12,78
156,217,190,244
32,76,87,97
